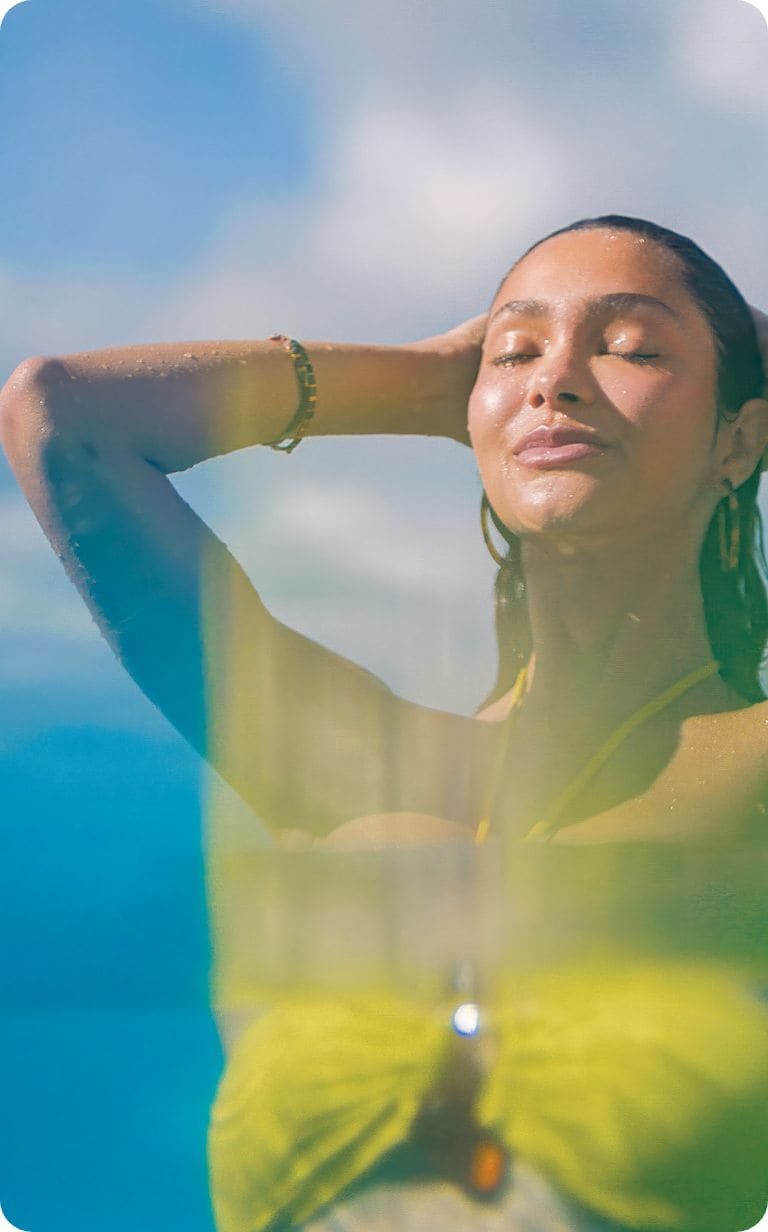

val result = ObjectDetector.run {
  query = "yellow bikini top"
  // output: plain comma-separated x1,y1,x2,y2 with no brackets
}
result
208,957,768,1232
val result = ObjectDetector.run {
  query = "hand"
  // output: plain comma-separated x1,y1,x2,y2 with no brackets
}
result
410,313,488,446
434,312,489,354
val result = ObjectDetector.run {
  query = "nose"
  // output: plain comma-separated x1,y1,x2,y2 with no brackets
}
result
526,343,595,409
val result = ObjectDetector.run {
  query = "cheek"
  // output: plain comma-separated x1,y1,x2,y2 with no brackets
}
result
599,366,714,460
598,364,668,418
468,380,534,527
467,383,509,493
622,381,714,462
467,370,522,456
468,376,502,430
605,379,719,518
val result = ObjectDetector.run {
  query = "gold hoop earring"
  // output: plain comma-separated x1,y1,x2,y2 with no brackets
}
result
717,479,740,572
480,493,512,568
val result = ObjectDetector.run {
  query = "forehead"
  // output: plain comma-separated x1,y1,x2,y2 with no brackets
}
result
492,228,694,320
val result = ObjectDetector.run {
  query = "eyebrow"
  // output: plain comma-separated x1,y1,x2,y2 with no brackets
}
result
490,292,681,324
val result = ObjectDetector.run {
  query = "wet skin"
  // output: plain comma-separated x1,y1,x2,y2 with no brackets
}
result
470,228,729,553
312,231,768,852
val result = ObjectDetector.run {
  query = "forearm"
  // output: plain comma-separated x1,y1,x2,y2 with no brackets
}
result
1,333,476,475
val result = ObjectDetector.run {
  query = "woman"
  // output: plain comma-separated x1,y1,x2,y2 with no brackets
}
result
3,215,768,849
3,215,768,1230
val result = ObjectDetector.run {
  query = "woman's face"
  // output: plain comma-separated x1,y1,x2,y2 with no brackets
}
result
468,227,725,549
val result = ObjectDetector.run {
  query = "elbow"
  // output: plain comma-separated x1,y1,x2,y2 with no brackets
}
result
0,354,68,411
3,354,69,396
0,356,72,463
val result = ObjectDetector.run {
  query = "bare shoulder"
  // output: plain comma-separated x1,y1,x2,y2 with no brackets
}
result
681,696,768,760
671,699,768,824
555,699,768,846
701,699,768,837
732,696,768,736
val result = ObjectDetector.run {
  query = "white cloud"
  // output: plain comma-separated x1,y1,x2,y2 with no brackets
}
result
213,456,486,600
136,1,768,344
310,92,560,295
137,83,567,346
671,0,768,115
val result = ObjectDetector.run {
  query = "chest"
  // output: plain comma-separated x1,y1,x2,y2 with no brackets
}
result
473,706,768,844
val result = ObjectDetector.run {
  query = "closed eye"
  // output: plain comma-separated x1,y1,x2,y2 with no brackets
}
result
492,350,662,367
609,352,661,364
492,353,539,366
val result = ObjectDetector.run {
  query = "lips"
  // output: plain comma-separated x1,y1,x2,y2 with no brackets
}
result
514,424,610,453
513,424,612,467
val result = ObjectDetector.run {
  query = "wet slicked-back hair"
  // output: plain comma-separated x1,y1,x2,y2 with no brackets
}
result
483,214,768,705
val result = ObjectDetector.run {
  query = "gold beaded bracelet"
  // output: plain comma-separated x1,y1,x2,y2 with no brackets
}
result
264,334,317,453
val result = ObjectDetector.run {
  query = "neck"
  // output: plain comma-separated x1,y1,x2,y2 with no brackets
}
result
518,530,720,725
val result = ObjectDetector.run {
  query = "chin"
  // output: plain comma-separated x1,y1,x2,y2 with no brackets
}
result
501,476,609,538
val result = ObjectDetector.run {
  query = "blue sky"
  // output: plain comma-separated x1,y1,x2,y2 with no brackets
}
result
1,2,768,1229
0,0,311,278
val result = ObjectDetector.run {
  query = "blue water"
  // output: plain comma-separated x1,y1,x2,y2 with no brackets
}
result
1,677,222,1232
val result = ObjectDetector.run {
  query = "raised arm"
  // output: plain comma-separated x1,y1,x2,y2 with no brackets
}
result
10,320,486,472
0,326,485,835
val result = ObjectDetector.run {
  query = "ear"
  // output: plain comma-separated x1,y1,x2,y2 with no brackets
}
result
718,397,768,486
